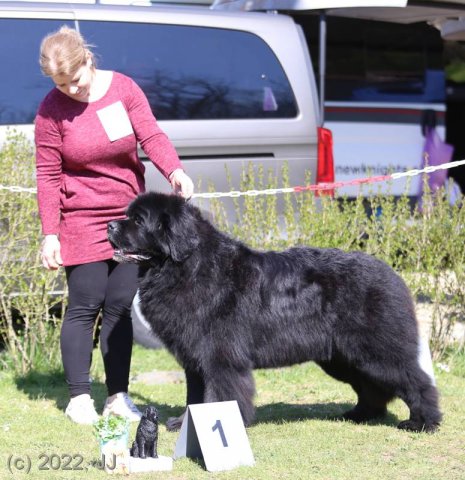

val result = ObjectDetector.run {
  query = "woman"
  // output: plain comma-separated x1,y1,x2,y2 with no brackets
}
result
35,26,194,424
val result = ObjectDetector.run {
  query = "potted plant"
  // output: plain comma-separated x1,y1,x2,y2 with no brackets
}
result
93,414,130,474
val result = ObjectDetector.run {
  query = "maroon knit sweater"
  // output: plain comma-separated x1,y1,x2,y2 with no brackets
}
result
35,72,182,266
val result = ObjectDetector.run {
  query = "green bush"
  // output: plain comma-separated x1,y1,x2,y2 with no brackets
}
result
0,131,66,374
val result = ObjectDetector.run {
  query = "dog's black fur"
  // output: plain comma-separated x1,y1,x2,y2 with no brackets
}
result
108,192,442,433
130,406,159,459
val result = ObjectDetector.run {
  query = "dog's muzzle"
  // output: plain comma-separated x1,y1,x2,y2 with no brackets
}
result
107,220,151,263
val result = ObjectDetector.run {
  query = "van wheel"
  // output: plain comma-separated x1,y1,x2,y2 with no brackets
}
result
131,292,163,350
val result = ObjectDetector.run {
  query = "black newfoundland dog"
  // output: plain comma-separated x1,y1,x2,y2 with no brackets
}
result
108,192,441,433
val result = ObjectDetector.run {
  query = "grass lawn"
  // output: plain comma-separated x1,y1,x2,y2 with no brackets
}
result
1,345,464,479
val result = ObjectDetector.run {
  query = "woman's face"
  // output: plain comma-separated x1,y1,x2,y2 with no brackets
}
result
51,58,93,101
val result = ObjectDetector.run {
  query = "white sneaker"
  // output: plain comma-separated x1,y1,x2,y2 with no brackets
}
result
102,392,142,422
65,394,99,425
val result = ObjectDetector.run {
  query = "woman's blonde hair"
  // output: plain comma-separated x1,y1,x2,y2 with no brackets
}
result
39,25,95,77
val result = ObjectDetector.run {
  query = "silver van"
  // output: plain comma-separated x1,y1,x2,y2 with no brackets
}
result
0,0,331,214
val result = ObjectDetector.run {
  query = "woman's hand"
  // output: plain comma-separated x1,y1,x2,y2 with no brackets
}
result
41,234,63,270
169,169,194,199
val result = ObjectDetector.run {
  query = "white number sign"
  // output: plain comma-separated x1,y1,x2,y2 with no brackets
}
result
173,401,255,472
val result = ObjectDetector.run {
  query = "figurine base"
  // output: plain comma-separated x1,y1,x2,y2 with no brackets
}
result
129,454,173,473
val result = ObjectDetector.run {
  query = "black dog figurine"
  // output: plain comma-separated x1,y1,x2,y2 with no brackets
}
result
130,406,159,459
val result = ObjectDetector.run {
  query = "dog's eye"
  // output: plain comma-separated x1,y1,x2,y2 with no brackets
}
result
133,215,144,227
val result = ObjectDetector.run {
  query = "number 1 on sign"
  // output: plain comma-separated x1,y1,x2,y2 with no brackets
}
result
212,419,228,447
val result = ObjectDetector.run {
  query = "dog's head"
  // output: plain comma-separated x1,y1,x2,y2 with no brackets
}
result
108,192,200,264
143,405,159,423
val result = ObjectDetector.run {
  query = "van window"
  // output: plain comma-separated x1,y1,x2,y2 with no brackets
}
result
0,18,66,125
79,20,298,120
297,16,444,103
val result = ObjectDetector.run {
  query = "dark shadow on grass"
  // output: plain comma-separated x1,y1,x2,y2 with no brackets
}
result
14,371,184,425
118,396,400,430
14,369,106,413
14,372,400,429
255,401,400,428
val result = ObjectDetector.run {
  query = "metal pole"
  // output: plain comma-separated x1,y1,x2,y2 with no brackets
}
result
319,11,326,127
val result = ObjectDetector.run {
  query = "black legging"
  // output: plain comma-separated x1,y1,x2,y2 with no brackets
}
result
61,260,139,398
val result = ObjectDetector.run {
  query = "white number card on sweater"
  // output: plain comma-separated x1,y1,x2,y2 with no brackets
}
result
97,101,133,142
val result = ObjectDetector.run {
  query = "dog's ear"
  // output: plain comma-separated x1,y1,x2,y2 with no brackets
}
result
165,205,200,262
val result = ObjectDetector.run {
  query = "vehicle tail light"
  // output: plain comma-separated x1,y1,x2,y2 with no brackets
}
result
316,127,335,196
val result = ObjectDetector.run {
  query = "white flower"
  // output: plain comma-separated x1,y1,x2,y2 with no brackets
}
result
436,362,450,373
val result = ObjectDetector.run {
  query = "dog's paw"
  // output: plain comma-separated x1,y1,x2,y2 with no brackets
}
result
397,419,439,433
166,415,184,432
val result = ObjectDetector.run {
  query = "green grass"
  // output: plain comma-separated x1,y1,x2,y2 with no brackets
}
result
1,346,465,479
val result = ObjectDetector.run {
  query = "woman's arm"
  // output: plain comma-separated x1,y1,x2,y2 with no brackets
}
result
35,106,64,268
35,107,63,234
125,77,193,197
